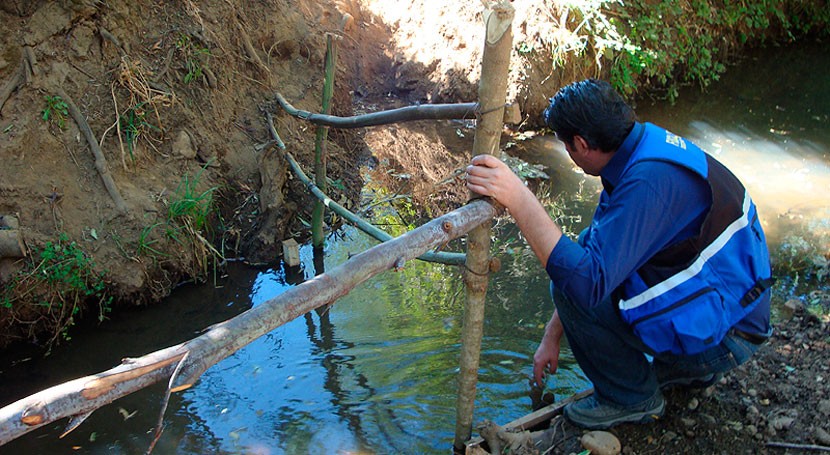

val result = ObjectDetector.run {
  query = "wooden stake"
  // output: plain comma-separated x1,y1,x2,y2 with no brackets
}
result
312,33,338,248
454,2,514,451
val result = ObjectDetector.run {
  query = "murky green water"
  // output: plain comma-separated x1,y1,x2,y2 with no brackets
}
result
1,43,828,454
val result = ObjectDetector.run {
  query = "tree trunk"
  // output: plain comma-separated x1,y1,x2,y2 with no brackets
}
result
0,200,495,446
454,1,514,451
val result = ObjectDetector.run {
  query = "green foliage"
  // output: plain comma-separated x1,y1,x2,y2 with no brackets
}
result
167,164,218,232
550,0,828,101
1,233,111,345
119,101,160,163
770,219,829,315
176,33,211,84
136,222,167,258
41,95,69,130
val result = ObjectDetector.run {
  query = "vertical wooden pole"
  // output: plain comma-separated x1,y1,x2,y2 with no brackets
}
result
453,2,514,451
312,34,338,249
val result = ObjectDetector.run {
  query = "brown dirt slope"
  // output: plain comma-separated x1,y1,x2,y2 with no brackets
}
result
0,0,370,347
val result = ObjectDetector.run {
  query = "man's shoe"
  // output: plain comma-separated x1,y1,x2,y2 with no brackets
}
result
658,372,722,390
564,392,665,430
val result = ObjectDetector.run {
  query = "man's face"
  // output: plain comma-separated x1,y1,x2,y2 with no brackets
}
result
559,136,597,176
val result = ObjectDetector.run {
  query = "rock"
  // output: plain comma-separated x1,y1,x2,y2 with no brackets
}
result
681,417,697,427
770,416,795,431
172,130,197,159
815,427,830,445
580,431,621,455
781,298,804,318
819,399,830,417
687,397,700,411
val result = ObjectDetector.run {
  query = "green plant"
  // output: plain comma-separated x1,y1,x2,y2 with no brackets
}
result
167,164,218,232
176,33,211,84
136,222,167,258
1,233,111,345
42,95,69,130
547,0,827,101
119,102,161,163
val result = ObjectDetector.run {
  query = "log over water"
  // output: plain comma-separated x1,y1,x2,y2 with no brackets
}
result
0,199,495,446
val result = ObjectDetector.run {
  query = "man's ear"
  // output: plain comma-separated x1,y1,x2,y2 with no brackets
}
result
572,135,590,154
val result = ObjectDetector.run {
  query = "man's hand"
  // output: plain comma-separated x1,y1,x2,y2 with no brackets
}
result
465,154,527,210
532,310,565,387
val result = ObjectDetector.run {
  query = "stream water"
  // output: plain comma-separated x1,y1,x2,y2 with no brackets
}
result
1,43,828,454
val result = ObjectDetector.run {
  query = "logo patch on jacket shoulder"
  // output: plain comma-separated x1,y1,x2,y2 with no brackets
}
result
665,131,687,150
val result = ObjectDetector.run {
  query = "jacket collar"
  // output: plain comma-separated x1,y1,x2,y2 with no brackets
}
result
600,122,645,193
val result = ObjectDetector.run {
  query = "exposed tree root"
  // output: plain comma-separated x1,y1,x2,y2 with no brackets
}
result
56,88,129,214
235,18,271,77
0,46,36,114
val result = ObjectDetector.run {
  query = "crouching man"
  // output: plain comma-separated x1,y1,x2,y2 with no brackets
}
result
465,79,772,429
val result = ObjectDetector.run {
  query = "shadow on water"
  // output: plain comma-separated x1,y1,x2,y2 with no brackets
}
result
1,43,828,454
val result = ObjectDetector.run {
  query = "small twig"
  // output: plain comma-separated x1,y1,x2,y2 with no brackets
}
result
155,47,175,82
235,19,270,75
0,60,26,113
146,351,190,455
767,441,830,452
99,26,126,55
22,46,38,78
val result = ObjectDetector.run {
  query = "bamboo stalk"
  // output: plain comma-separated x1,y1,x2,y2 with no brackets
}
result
265,113,466,265
0,197,495,446
274,93,478,128
312,34,338,248
454,2,514,451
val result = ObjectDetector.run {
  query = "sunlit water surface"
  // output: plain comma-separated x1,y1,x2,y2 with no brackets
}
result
1,43,827,454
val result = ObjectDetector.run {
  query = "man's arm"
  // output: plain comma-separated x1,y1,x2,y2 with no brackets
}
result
533,309,564,386
466,154,567,386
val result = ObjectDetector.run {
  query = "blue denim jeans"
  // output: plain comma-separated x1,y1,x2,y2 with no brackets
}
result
551,283,761,408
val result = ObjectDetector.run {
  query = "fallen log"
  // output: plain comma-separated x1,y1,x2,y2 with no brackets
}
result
0,198,496,446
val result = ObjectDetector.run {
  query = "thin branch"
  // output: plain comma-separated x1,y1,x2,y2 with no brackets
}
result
767,441,830,452
274,93,478,128
265,113,466,265
146,351,190,455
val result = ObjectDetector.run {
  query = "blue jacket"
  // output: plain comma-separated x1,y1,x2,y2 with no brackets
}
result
615,123,772,354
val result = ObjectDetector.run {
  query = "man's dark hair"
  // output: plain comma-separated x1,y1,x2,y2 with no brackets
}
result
543,79,637,153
